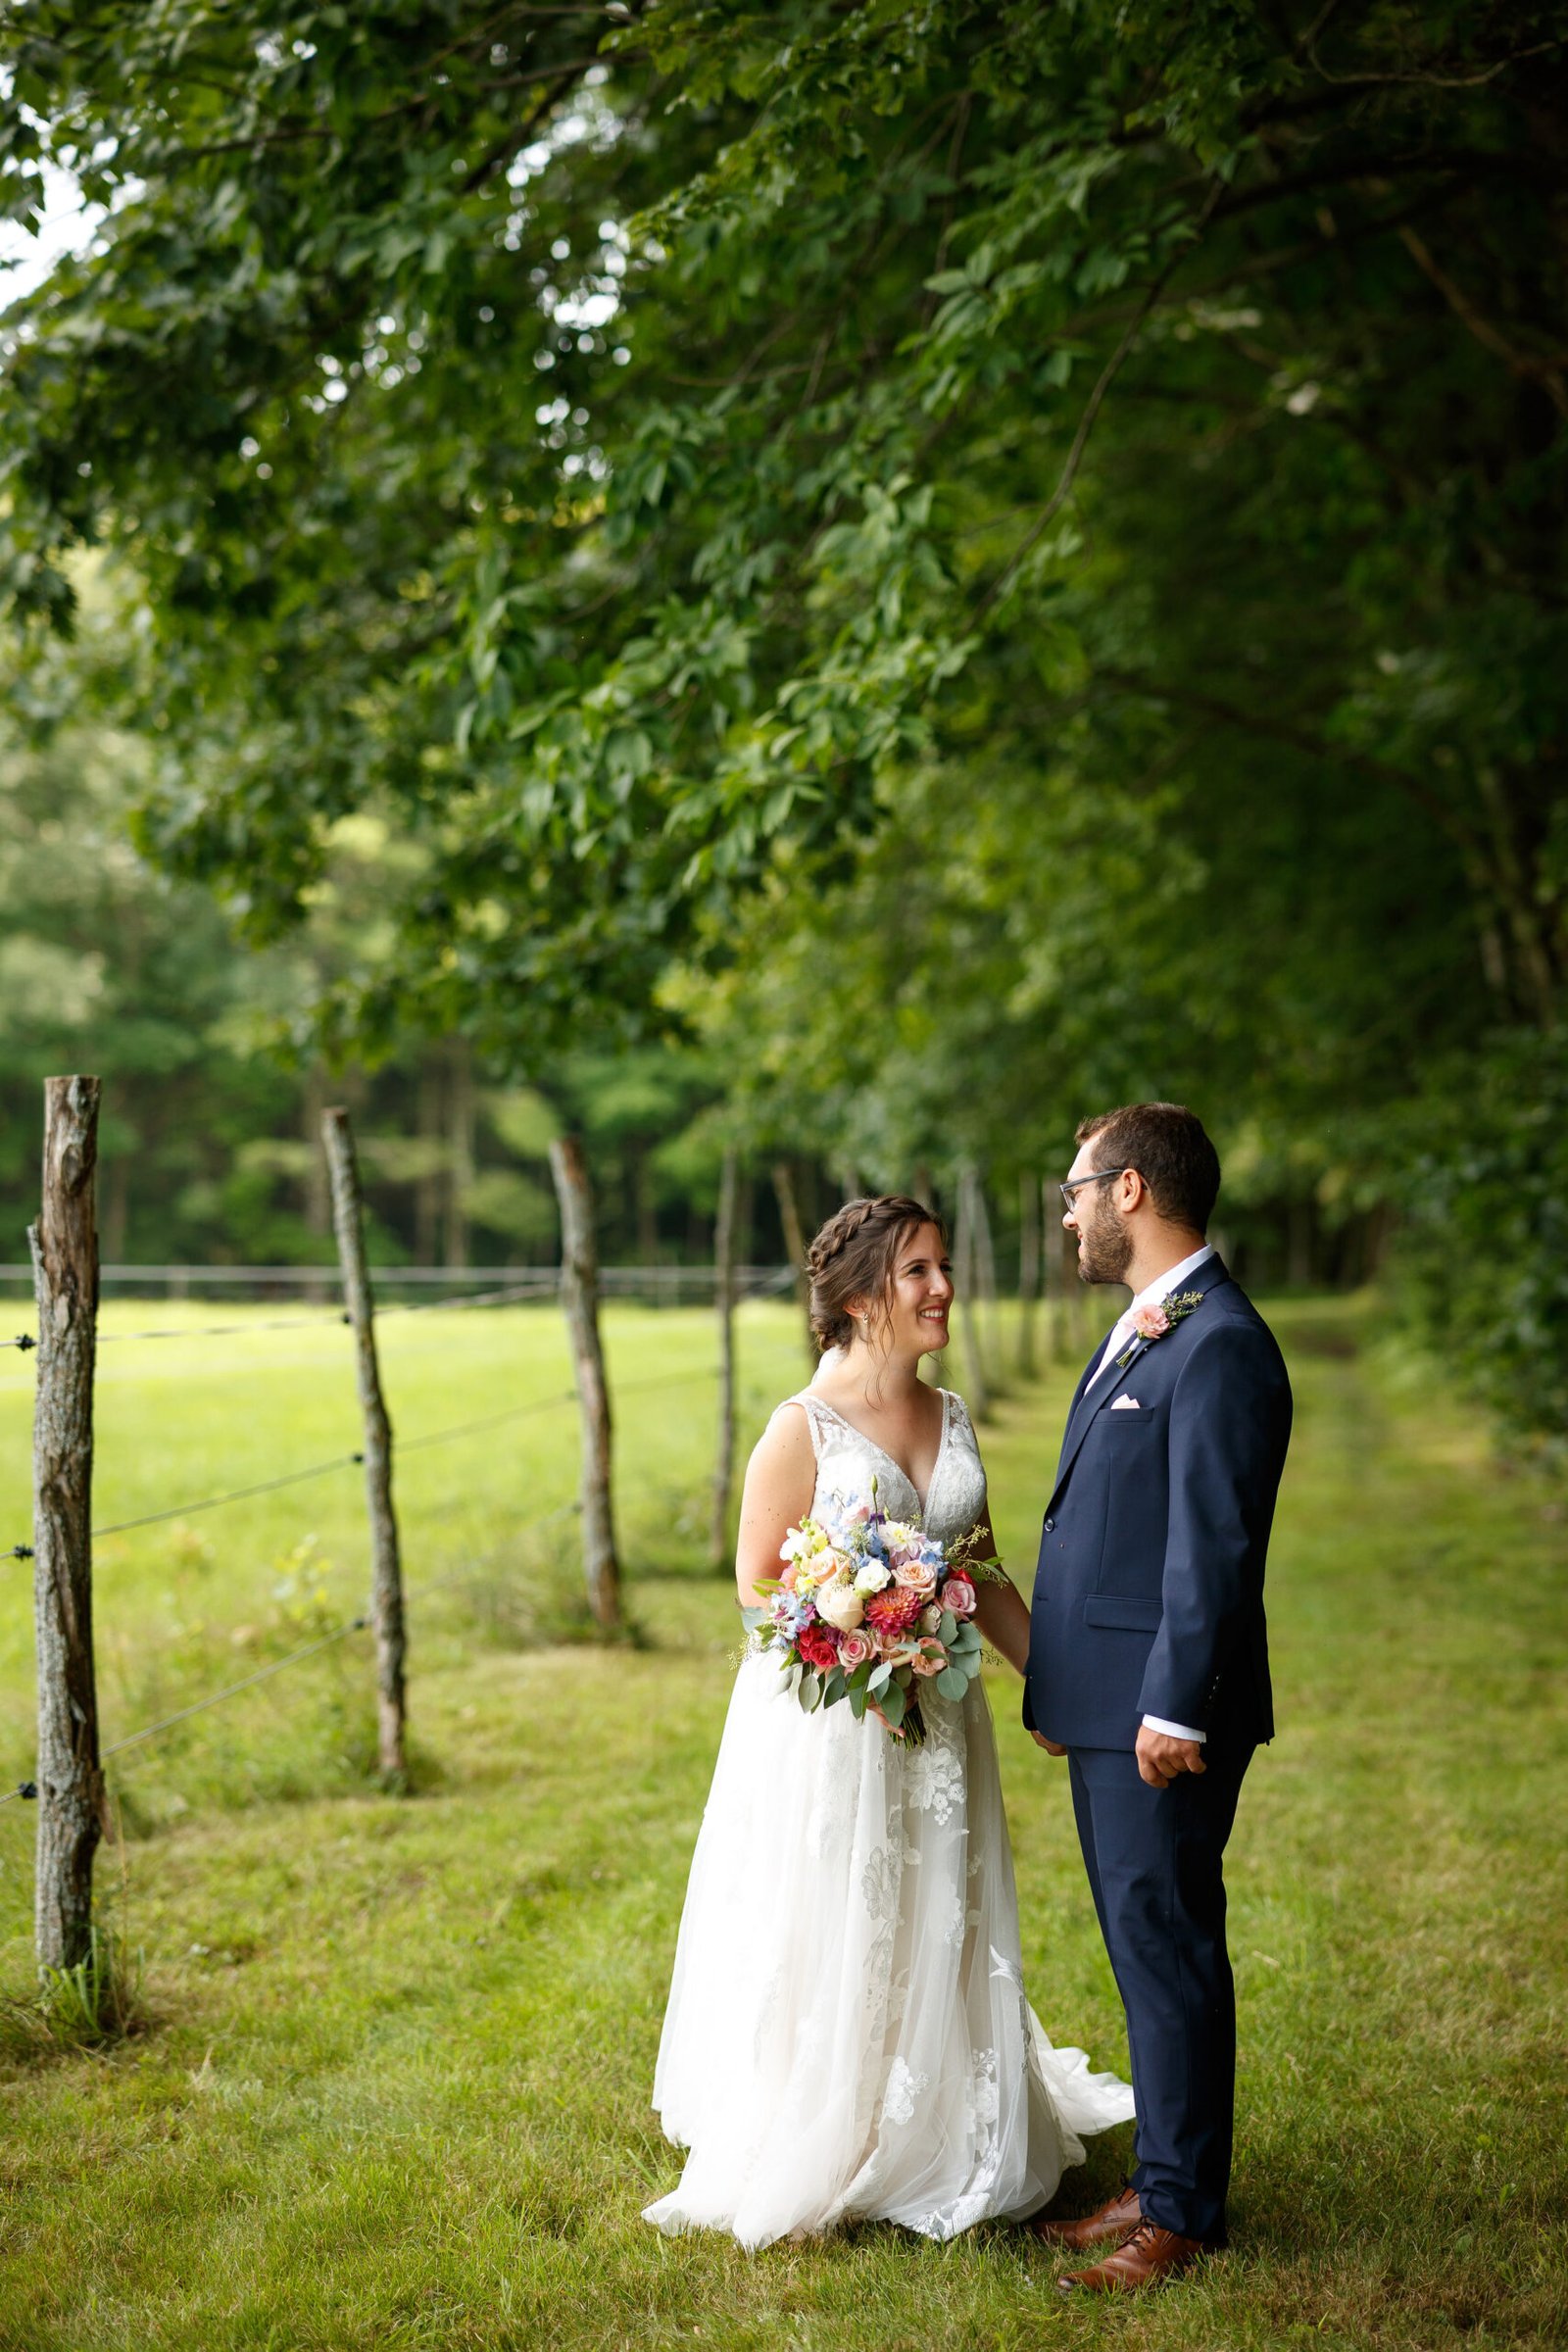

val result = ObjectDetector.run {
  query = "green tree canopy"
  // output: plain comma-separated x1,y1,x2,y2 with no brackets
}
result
3,0,1565,1437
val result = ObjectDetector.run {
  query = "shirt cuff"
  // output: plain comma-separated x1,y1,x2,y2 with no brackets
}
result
1141,1714,1206,1743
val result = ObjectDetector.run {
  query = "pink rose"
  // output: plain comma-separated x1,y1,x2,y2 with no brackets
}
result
940,1573,977,1619
837,1629,875,1673
1133,1302,1171,1340
909,1638,948,1678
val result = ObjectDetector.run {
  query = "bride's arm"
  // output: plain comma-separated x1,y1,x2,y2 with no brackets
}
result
733,1405,818,1607
968,1504,1032,1676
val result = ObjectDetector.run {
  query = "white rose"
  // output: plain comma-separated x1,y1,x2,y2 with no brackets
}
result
854,1560,892,1595
815,1579,866,1632
920,1603,942,1635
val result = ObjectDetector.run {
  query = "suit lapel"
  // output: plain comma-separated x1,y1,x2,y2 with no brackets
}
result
1054,1337,1111,1484
1047,1252,1230,1508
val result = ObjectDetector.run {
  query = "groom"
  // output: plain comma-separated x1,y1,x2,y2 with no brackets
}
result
1022,1102,1293,2293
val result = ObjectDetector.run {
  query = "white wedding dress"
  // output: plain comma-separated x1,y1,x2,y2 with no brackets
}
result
644,1386,1135,2249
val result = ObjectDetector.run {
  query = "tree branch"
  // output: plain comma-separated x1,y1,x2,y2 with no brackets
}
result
1091,666,1496,876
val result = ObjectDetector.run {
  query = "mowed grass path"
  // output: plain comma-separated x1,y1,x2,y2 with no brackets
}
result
0,1295,1563,2351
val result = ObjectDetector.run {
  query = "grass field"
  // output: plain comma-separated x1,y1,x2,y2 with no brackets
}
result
0,1292,1564,2351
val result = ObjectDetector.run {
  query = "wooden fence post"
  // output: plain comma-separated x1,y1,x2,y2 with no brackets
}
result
1016,1168,1039,1380
322,1105,408,1785
710,1147,738,1574
770,1161,814,1365
549,1135,621,1630
29,1075,104,1973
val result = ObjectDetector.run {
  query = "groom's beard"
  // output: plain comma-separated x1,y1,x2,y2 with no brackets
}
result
1077,1196,1134,1286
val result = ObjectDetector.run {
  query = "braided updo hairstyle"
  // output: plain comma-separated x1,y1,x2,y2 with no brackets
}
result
807,1195,947,1356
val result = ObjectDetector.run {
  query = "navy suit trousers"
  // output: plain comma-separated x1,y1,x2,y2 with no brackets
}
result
1067,1738,1254,2246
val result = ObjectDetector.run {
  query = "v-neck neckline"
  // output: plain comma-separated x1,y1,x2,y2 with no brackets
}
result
806,1390,951,1520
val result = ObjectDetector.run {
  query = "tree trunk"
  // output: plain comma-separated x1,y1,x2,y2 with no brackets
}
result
1016,1168,1039,1380
973,1167,1000,1378
549,1136,620,1629
443,1040,475,1271
770,1160,814,1363
302,1065,332,1302
636,1140,660,1270
322,1106,407,1785
954,1163,991,1420
1287,1196,1313,1289
415,1055,441,1265
29,1075,104,1973
710,1148,738,1574
1041,1179,1066,1362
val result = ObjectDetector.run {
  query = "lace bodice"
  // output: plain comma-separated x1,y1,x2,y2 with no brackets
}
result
787,1385,988,1548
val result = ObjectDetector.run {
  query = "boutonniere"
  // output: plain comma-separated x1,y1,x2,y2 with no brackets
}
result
1115,1290,1203,1369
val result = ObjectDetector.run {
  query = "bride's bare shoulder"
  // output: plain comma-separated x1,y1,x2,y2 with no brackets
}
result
738,1396,818,1537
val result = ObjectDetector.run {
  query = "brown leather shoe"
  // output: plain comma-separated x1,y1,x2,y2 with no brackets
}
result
1026,2184,1142,2250
1057,2218,1205,2293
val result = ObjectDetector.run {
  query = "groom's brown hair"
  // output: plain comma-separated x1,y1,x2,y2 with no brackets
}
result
1077,1102,1221,1234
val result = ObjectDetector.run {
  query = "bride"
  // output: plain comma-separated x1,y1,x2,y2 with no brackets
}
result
644,1195,1134,2248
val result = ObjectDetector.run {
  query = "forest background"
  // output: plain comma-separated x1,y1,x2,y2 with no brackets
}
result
0,0,1564,1452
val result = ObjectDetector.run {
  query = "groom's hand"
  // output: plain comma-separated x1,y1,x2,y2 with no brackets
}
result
1136,1726,1206,1788
1030,1732,1067,1756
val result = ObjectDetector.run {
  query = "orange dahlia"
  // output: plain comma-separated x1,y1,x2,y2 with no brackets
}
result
864,1586,926,1638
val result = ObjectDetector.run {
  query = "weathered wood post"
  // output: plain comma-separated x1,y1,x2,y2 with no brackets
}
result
770,1160,814,1364
710,1147,739,1574
322,1105,408,1784
954,1161,991,1420
549,1135,621,1630
29,1075,105,1973
1016,1167,1039,1380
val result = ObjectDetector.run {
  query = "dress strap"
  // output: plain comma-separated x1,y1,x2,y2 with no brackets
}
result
779,1391,837,1464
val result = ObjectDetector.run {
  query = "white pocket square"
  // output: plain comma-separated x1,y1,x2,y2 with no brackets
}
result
1110,1394,1143,1410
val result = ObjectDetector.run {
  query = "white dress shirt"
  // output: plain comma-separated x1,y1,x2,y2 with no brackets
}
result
1087,1244,1217,1748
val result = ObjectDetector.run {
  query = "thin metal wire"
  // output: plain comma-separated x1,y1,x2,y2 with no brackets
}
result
98,1311,351,1346
0,1495,589,1801
0,1617,372,1800
397,1392,577,1453
93,1280,553,1347
8,1266,799,1353
90,1453,366,1538
4,1342,806,1559
0,1336,809,1804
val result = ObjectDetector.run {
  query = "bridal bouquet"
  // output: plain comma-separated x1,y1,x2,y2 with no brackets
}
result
743,1484,993,1743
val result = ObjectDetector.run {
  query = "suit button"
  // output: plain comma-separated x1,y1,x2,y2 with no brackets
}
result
1044,1516,1055,1534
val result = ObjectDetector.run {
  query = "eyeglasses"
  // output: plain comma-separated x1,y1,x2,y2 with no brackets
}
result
1058,1167,1134,1211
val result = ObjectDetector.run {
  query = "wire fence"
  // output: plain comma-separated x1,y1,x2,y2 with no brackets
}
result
2,1260,806,1816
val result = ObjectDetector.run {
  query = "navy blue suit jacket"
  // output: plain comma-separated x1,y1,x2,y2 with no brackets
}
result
1023,1255,1292,1751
